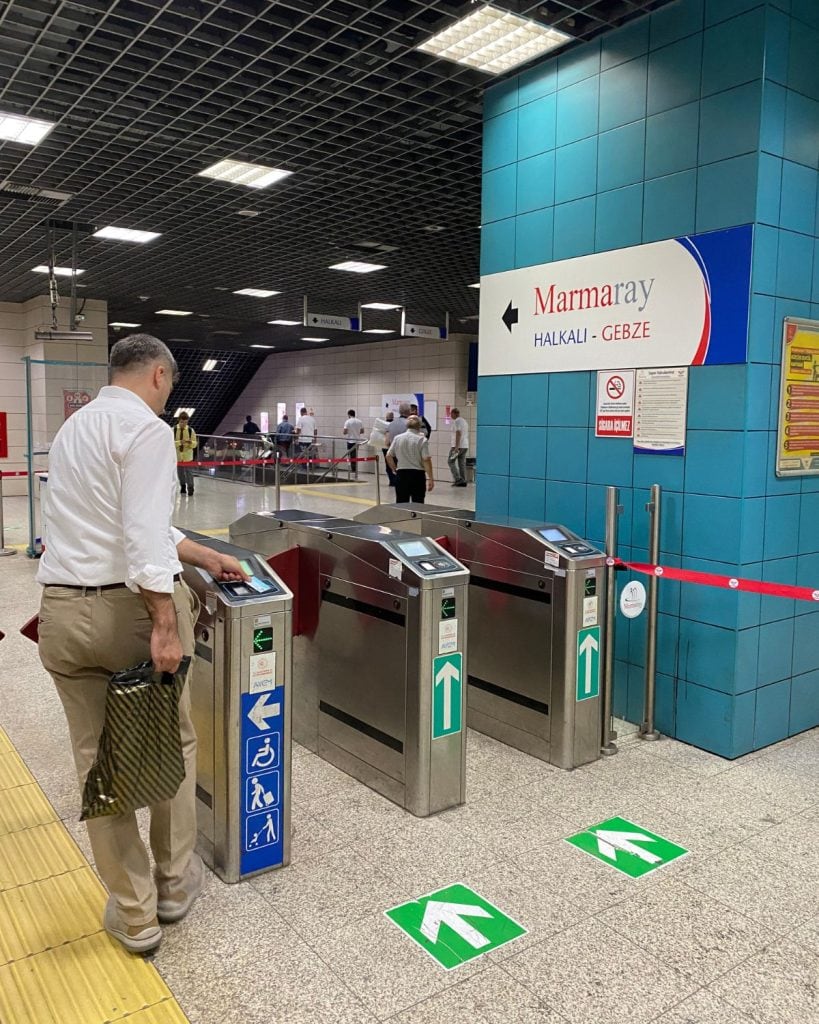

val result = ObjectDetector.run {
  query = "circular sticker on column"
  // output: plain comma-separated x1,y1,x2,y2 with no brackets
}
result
620,580,647,619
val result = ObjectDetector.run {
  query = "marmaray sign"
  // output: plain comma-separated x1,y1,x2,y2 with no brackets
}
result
478,225,752,376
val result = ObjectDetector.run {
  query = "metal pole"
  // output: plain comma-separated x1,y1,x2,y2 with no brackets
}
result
275,451,281,509
640,483,661,741
375,452,381,505
0,475,17,556
601,486,620,755
24,357,36,557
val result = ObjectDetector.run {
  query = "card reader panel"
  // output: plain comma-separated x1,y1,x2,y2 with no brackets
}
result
388,537,459,576
203,553,283,605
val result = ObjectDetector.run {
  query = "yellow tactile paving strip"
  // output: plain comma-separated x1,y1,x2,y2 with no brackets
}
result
0,726,189,1024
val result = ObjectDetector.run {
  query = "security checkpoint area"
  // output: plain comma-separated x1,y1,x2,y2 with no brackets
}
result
229,510,469,817
355,504,607,770
2,0,819,1020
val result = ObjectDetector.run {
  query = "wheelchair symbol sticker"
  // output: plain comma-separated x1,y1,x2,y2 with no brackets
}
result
246,732,280,773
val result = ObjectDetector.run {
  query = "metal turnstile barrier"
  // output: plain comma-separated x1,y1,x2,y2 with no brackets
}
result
354,504,606,769
229,510,470,817
181,531,293,882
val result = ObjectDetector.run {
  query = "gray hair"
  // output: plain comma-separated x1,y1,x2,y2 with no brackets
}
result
406,415,422,431
110,334,177,379
398,401,411,416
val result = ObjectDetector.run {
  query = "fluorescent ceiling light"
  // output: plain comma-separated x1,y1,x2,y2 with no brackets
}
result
0,112,56,145
237,209,260,217
418,4,571,74
234,288,280,298
32,266,85,276
174,407,195,417
202,359,218,371
469,282,480,289
155,309,193,316
268,319,300,325
212,330,240,336
94,226,160,243
363,329,394,334
301,337,329,342
109,322,141,328
329,261,386,273
251,344,276,349
198,159,292,189
361,302,400,310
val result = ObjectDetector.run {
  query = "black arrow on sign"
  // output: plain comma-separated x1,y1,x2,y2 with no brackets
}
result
502,301,518,333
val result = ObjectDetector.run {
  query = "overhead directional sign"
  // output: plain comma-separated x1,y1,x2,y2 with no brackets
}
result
386,883,526,969
566,817,688,878
576,626,600,701
432,652,462,739
404,322,447,340
306,311,360,331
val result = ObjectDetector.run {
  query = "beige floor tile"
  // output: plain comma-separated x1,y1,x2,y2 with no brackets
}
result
709,938,819,1024
652,988,756,1023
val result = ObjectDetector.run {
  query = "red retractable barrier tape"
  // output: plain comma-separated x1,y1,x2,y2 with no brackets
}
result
611,558,819,603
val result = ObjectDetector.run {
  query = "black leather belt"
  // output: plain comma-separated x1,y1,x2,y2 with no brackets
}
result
45,574,181,591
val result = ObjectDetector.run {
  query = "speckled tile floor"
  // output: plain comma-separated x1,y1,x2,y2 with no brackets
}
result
1,478,817,1023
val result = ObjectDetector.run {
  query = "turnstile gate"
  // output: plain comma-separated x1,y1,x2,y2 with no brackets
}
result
229,510,470,817
181,531,293,882
355,504,606,769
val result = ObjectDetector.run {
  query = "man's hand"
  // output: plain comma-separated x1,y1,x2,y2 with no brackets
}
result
204,550,248,582
151,626,183,674
427,477,435,492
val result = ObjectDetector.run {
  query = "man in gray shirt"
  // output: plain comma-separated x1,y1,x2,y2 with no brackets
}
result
386,415,434,503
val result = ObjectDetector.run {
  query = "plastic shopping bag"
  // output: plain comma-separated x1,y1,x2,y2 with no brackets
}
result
80,657,191,821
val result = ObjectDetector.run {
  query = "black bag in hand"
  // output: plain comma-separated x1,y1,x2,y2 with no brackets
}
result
80,657,191,821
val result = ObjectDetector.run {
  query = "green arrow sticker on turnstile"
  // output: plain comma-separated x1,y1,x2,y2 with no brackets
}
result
386,883,526,969
432,653,462,739
576,626,600,701
441,597,456,620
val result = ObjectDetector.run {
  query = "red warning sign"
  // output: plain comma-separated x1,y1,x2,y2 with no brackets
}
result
596,370,635,438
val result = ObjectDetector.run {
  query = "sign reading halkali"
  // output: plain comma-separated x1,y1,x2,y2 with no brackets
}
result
478,226,752,376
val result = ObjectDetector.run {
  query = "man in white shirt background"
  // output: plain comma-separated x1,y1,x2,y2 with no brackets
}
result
295,406,317,454
37,334,246,955
342,408,364,476
448,407,470,487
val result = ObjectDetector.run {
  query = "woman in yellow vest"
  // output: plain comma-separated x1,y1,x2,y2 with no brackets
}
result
174,410,197,495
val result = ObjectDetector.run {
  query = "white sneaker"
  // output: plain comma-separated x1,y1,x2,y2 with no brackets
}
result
156,852,206,923
103,897,162,954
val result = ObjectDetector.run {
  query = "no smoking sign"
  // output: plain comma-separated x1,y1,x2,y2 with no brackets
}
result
596,370,635,438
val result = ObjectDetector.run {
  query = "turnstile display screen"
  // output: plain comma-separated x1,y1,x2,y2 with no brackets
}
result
396,540,430,557
540,527,568,542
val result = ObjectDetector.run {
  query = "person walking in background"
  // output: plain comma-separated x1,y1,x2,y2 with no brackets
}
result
410,403,431,440
275,412,294,456
36,334,246,954
243,414,259,434
381,410,396,487
385,403,409,488
295,406,317,454
448,407,469,487
386,415,434,504
174,410,197,496
343,409,364,477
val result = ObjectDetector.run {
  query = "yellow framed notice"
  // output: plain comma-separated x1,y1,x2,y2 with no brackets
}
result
776,317,819,477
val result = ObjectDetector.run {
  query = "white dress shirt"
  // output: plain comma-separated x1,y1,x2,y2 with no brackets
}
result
296,414,317,441
37,386,184,593
452,416,469,450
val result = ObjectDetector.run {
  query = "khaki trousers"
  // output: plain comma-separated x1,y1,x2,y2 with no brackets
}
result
38,582,199,927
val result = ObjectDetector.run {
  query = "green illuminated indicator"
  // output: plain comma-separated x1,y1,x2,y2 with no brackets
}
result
584,577,596,597
441,597,456,620
253,627,274,653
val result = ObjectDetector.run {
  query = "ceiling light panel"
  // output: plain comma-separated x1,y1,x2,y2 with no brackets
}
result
0,112,56,145
202,359,218,371
418,4,571,74
234,288,280,297
363,329,394,334
361,302,401,310
329,261,386,273
198,159,292,189
109,321,141,327
251,344,276,349
155,309,193,315
268,319,300,325
32,266,84,276
94,226,161,243
301,337,329,342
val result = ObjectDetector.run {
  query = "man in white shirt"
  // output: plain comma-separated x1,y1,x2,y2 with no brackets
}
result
448,407,470,487
295,406,317,453
342,409,364,477
37,334,246,955
385,416,434,503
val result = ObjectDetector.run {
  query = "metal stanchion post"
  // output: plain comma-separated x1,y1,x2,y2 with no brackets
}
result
0,474,18,556
375,453,382,505
640,483,661,741
601,486,620,755
275,452,281,510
